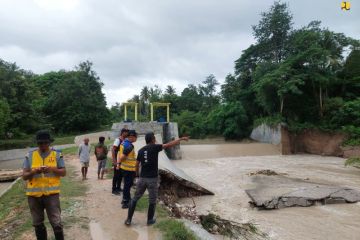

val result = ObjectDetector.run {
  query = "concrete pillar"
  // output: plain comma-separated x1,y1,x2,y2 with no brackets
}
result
167,105,170,123
150,103,154,121
124,105,127,121
135,104,138,121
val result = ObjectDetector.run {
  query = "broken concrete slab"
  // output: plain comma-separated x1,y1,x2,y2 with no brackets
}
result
246,175,360,209
133,134,214,199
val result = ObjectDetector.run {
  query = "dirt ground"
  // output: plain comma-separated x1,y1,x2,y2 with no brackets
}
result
175,144,360,240
66,155,162,240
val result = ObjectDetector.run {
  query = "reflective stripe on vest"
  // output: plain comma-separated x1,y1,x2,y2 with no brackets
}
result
26,150,61,197
118,144,136,172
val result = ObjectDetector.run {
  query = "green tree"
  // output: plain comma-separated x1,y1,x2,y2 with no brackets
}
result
252,1,293,63
0,98,10,137
207,102,249,139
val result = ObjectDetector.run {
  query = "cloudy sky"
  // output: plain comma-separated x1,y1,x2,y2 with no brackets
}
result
0,0,358,106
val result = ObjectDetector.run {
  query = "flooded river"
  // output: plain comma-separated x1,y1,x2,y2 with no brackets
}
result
176,143,360,240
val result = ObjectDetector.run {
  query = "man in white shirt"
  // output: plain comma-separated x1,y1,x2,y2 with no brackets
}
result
78,138,91,180
111,128,129,195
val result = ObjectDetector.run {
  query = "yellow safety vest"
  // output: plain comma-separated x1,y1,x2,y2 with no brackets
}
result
26,150,61,197
118,143,136,171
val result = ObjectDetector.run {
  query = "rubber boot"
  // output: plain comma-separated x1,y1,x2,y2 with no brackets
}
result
54,232,64,240
34,224,47,240
124,200,137,226
147,203,156,225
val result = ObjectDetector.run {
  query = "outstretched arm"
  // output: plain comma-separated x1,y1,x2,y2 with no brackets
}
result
162,136,189,149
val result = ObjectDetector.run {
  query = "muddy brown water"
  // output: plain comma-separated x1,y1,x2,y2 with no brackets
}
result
176,144,360,240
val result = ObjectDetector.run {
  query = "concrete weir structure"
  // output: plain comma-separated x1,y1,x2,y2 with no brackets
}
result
112,121,182,160
111,122,213,197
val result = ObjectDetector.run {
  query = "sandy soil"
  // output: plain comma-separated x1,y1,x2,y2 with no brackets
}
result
66,155,162,240
175,144,360,240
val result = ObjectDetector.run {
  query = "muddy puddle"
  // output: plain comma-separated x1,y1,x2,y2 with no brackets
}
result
176,144,360,240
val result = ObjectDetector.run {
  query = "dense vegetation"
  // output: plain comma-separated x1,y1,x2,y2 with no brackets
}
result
0,1,359,145
0,60,109,140
121,2,360,141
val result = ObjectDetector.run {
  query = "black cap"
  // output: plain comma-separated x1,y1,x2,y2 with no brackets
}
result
128,130,137,137
145,132,155,144
35,130,54,144
99,136,105,142
120,128,129,134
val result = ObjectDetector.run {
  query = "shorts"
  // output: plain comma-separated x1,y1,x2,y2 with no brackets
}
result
97,159,107,171
81,162,89,167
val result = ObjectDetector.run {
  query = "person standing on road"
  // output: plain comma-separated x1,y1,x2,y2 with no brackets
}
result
125,132,189,225
111,128,129,195
22,130,66,240
117,130,137,209
78,137,91,180
95,136,108,180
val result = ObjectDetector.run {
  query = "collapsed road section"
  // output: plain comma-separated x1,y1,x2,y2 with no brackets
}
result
246,174,360,209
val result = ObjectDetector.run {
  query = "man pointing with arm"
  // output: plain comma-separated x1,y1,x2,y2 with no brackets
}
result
125,132,189,226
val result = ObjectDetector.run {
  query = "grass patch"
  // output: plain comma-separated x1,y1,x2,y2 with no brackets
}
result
343,138,360,147
53,135,75,145
61,146,79,155
345,157,360,168
155,219,197,240
0,164,87,239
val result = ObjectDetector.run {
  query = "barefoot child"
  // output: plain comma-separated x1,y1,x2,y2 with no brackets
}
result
79,138,91,180
95,136,108,179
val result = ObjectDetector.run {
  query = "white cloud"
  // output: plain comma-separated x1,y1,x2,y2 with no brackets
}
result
0,0,358,107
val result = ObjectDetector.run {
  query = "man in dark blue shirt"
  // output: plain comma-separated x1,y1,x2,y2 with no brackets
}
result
125,132,189,226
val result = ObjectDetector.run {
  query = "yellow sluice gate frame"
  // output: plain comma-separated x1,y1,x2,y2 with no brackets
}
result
123,102,138,121
150,102,171,123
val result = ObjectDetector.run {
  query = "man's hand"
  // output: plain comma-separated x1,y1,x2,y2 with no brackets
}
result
181,136,190,141
116,164,121,170
31,168,42,174
43,166,57,173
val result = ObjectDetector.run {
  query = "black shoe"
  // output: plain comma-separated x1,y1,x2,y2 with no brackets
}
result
147,203,156,225
35,224,47,240
122,202,129,209
112,190,120,195
124,200,137,225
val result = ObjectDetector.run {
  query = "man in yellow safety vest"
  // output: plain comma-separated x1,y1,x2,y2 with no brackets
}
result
22,130,66,240
116,129,137,209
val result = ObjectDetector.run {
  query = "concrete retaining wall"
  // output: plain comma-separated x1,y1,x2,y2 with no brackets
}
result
111,122,182,160
250,123,281,145
251,123,351,157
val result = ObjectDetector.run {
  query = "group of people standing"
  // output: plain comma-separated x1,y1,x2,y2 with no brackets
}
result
22,129,189,240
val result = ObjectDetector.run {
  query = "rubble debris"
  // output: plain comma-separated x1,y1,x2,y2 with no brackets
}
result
248,169,280,176
200,214,268,240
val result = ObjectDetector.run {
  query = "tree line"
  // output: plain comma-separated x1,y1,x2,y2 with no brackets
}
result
0,1,359,144
0,61,109,138
120,2,360,141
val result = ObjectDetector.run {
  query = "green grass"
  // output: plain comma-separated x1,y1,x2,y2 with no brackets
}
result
155,219,197,240
0,165,88,239
343,138,360,147
61,146,79,155
345,157,360,168
53,135,75,145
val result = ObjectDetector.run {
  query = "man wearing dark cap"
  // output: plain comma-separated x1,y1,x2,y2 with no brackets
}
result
125,132,189,225
22,130,66,240
116,130,137,208
111,128,129,195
